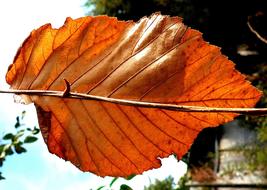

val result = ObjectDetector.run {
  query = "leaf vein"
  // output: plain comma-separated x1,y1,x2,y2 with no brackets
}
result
136,108,189,148
80,100,131,175
50,111,82,167
101,102,155,165
28,20,87,89
116,105,169,155
61,99,123,174
160,110,200,132
131,14,159,54
107,35,200,97
97,101,141,173
86,20,182,94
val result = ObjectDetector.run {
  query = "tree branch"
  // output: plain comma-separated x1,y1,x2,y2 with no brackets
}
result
247,16,267,44
0,89,266,115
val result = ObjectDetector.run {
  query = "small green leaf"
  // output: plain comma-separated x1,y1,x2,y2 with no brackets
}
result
15,116,20,128
96,186,105,190
15,145,27,154
125,174,136,180
32,127,40,135
110,177,119,187
0,172,5,180
3,133,14,140
15,122,20,128
5,147,14,155
27,127,40,134
24,136,38,143
21,110,26,119
120,184,133,190
0,144,5,153
0,158,4,167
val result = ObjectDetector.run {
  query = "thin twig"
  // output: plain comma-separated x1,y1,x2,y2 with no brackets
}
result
0,89,266,115
62,79,71,97
247,16,267,44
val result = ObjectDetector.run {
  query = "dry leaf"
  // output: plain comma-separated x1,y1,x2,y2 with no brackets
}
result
6,13,261,177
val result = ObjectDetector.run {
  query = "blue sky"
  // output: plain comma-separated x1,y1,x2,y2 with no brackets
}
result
0,0,187,189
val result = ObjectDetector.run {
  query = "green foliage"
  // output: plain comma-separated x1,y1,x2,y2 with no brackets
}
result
0,111,40,180
120,184,133,190
96,186,105,190
143,175,190,190
239,63,267,174
144,176,176,190
85,0,127,17
125,174,136,180
110,177,119,187
93,174,189,190
177,176,189,190
24,136,38,143
95,175,135,190
85,0,185,21
2,133,14,140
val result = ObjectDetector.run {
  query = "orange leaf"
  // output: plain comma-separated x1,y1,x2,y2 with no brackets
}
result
6,13,261,177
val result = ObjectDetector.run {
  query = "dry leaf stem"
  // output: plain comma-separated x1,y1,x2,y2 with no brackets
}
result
0,89,266,115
